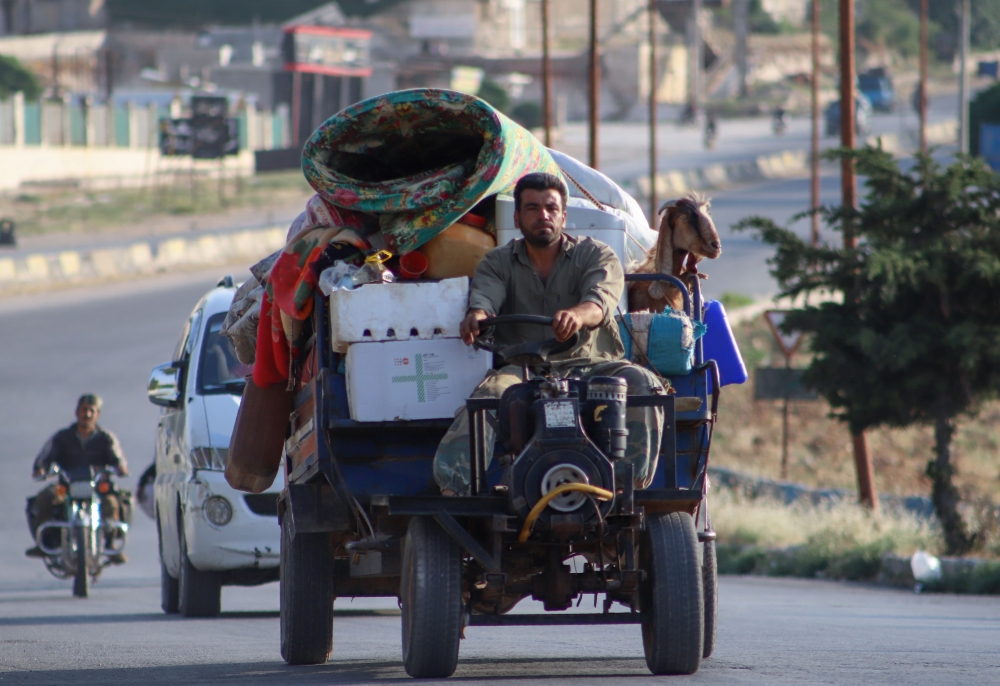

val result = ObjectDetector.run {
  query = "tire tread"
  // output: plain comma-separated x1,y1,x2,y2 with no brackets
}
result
641,511,704,675
280,516,335,665
401,516,462,679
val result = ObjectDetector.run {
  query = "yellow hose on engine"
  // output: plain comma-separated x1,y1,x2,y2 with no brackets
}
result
518,483,615,542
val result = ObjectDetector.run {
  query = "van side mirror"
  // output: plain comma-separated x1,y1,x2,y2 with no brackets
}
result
148,362,184,407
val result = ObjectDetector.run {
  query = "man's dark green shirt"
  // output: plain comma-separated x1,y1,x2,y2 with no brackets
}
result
467,234,625,366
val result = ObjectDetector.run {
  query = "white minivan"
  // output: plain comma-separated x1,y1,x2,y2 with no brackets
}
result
147,278,280,617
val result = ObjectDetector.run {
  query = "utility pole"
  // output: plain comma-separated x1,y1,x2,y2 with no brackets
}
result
958,0,971,154
839,0,878,511
541,0,552,147
735,0,749,98
688,0,703,116
811,0,821,247
649,0,658,221
919,0,928,153
588,0,600,169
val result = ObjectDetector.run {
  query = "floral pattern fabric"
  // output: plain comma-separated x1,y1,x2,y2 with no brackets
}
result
301,88,564,254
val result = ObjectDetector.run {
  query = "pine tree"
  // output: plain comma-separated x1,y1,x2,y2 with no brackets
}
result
737,147,1000,554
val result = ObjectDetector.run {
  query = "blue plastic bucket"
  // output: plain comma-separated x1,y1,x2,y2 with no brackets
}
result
703,300,748,386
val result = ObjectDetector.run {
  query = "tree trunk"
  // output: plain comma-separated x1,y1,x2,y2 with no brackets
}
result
927,414,973,555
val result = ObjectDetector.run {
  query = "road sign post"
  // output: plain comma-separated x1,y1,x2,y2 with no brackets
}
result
761,311,812,480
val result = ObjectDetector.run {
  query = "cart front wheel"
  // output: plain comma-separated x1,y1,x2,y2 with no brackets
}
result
641,511,704,675
280,514,334,665
401,516,462,679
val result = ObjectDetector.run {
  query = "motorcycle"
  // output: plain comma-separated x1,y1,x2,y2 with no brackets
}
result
32,466,130,597
703,116,718,149
772,108,787,135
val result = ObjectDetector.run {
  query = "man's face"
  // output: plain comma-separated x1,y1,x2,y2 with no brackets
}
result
76,403,99,432
514,188,566,247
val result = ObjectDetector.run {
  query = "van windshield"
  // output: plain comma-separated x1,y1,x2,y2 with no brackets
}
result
198,313,252,395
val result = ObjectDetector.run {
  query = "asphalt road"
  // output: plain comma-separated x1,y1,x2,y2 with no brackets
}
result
1,174,997,684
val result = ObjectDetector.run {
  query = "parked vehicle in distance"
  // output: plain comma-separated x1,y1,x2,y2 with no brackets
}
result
859,69,895,112
147,277,281,617
825,95,872,137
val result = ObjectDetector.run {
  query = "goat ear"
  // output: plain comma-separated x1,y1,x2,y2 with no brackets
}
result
653,208,675,274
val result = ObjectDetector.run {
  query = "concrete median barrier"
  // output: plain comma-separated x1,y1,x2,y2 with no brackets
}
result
0,226,286,294
633,120,958,199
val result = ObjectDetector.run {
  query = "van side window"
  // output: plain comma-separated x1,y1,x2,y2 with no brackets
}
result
173,310,203,363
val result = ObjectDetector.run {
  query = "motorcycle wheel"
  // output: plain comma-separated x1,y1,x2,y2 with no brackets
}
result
72,525,89,598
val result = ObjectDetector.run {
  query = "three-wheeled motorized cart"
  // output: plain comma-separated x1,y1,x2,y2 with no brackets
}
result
277,270,719,678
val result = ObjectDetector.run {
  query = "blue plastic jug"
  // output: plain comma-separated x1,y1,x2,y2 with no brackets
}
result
702,300,748,386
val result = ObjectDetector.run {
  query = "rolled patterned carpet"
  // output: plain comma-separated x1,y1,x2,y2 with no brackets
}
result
300,88,564,255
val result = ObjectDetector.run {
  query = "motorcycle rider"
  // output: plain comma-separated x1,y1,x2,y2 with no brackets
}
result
772,105,787,135
703,113,718,149
25,394,130,563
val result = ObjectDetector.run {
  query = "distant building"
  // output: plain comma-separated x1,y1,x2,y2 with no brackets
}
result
0,0,108,35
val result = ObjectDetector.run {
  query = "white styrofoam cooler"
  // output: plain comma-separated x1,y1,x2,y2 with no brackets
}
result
345,338,492,422
329,277,469,352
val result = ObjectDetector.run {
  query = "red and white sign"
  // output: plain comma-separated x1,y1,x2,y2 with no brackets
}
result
763,310,805,358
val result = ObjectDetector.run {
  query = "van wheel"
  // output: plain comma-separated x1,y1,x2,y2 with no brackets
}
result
401,516,463,678
178,521,221,617
280,513,334,665
640,512,704,675
157,513,179,614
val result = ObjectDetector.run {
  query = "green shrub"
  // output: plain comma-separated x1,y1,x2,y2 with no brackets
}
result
511,101,543,130
0,54,41,100
476,80,510,114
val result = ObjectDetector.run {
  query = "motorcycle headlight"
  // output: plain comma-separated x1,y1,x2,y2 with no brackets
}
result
203,496,233,526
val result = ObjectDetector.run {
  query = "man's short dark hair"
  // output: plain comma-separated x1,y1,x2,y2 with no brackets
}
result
77,394,102,410
513,172,568,212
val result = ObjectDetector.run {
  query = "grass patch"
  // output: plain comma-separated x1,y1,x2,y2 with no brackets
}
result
923,562,1000,595
713,489,942,580
718,292,755,311
0,169,313,238
711,314,1000,537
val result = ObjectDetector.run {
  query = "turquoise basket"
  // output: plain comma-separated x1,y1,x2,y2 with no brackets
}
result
618,310,706,377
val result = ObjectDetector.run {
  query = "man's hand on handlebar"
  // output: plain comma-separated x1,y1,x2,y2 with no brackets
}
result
551,302,603,343
461,309,489,346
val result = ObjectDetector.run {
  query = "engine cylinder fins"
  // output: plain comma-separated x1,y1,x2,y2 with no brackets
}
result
540,463,591,512
585,376,628,402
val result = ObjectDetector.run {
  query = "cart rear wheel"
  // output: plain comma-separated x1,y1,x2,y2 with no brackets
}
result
641,512,703,675
280,514,334,665
401,516,462,679
72,524,89,598
703,516,718,659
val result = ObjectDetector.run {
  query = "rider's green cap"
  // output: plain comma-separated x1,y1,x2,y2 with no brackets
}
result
77,393,102,410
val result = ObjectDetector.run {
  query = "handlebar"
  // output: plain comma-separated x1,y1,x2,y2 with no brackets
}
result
479,315,555,328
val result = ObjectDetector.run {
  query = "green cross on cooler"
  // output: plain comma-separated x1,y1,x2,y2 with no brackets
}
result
390,354,448,402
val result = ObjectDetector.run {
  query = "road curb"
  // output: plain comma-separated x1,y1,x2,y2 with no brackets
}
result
0,226,286,294
631,119,958,198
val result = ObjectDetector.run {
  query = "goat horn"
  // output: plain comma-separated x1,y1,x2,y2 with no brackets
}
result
656,200,676,216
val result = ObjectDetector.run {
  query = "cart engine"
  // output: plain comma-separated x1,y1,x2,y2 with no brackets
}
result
500,377,626,540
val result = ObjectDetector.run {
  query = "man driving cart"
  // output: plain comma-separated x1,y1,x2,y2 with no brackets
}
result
434,172,666,495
